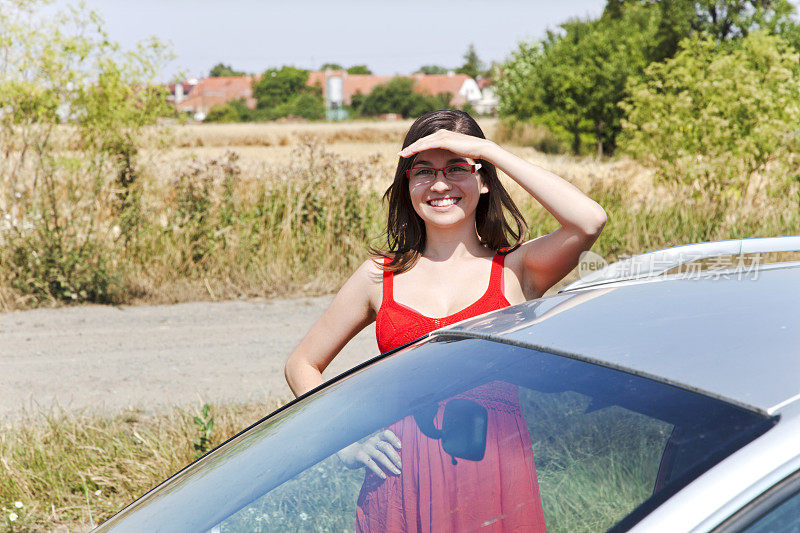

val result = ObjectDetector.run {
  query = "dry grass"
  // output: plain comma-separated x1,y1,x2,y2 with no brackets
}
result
1,119,798,311
158,120,417,149
0,401,284,531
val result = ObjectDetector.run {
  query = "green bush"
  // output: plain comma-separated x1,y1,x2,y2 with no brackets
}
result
204,98,254,123
619,31,800,202
277,91,325,120
495,5,659,155
0,0,170,306
358,77,451,118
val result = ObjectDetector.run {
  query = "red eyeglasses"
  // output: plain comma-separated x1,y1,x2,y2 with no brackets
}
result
406,163,482,183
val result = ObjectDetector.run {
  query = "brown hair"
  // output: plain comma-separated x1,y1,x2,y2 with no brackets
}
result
371,109,528,273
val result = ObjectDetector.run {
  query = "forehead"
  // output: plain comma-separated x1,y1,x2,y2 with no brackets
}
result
411,148,470,165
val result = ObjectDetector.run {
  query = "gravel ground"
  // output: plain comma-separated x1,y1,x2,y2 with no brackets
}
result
0,298,377,419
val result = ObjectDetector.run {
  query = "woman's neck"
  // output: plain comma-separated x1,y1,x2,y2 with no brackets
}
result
422,222,489,262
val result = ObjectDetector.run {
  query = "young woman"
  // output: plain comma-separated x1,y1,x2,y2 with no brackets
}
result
285,110,606,531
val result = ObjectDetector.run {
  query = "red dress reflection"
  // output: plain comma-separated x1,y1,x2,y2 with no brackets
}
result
357,255,546,532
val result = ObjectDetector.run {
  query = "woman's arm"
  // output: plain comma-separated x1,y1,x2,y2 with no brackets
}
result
284,259,403,478
284,259,378,397
399,129,607,297
481,142,607,297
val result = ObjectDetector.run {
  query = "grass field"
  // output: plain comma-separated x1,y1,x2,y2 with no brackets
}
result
0,390,670,531
2,118,799,530
5,117,794,311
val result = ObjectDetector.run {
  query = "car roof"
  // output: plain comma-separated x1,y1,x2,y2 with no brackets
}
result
444,264,800,416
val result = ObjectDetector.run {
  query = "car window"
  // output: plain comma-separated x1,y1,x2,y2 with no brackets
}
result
217,387,673,532
98,336,775,532
740,489,800,533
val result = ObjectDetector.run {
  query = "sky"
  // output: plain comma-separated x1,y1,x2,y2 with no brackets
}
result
52,0,607,80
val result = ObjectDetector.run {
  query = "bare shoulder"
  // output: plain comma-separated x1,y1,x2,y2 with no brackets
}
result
502,239,550,300
349,256,385,311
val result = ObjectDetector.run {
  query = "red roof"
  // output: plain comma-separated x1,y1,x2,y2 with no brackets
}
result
173,72,479,115
307,72,472,106
176,76,256,113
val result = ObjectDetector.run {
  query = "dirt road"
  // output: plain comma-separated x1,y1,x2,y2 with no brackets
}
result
0,298,377,419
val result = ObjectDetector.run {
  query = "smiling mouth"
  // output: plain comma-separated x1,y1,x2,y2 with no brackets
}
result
427,197,461,207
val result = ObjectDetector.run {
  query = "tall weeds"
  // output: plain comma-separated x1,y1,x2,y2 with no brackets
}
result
0,402,279,530
3,136,799,310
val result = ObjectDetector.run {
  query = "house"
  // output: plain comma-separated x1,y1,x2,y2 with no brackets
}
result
307,71,483,108
165,80,196,105
168,71,497,121
173,76,257,121
472,77,499,115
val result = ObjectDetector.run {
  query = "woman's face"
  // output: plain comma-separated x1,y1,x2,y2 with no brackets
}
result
407,148,488,230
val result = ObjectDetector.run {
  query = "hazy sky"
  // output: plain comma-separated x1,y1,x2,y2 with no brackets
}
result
52,0,607,80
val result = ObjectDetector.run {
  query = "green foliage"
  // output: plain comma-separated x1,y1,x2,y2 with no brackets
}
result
350,90,366,111
619,31,800,202
250,66,325,121
498,0,800,156
204,98,254,123
209,63,246,77
606,0,799,47
497,6,659,155
346,64,372,74
358,77,451,118
457,43,484,78
193,404,215,458
253,66,311,110
0,0,171,305
273,91,325,120
416,65,450,74
320,62,344,71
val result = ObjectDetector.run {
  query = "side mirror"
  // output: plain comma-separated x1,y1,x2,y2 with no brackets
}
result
413,399,488,464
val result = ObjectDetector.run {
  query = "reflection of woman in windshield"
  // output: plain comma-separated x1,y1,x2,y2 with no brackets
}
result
285,110,606,531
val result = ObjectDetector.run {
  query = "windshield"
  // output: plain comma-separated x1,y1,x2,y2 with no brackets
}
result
98,335,775,532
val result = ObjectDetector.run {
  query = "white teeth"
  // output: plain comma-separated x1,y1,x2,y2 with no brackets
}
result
429,198,458,207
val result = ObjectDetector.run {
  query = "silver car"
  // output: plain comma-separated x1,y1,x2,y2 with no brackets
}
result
96,236,800,532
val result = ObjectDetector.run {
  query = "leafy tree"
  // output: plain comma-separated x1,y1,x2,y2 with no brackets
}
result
0,0,170,303
359,77,450,118
496,5,659,154
252,66,312,110
282,91,325,120
346,64,372,74
209,63,246,77
619,31,800,202
204,98,253,122
416,65,449,74
604,0,799,60
350,90,366,111
457,44,483,78
320,62,344,71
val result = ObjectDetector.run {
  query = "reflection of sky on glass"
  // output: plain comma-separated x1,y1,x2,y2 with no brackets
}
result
50,0,606,79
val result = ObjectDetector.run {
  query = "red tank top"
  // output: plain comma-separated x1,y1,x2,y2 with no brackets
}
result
376,254,511,353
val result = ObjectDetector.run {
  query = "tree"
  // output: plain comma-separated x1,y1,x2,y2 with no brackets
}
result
359,77,450,118
416,65,449,75
320,62,344,71
457,44,483,78
204,98,253,122
283,91,325,120
604,0,799,59
209,63,246,77
346,64,372,74
619,31,800,202
0,0,171,303
252,66,311,110
350,90,366,111
496,4,659,154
